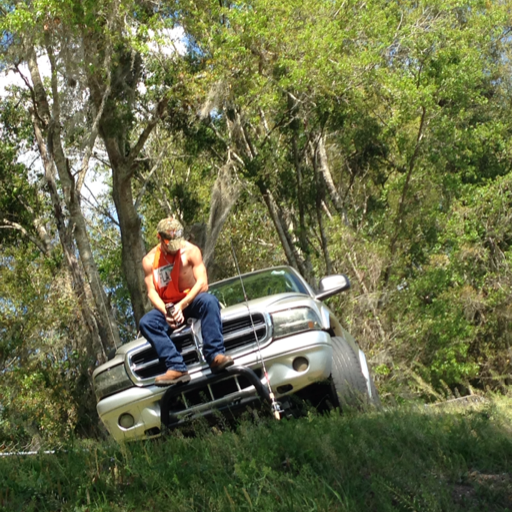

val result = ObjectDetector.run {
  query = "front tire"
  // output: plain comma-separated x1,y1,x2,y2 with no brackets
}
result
330,336,380,409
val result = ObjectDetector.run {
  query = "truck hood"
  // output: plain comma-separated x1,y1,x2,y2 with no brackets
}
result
220,292,316,318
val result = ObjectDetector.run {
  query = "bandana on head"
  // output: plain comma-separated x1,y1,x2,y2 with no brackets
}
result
156,218,185,252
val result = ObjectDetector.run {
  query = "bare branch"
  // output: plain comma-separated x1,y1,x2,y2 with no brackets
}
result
92,151,112,168
76,6,116,193
13,62,35,97
127,96,169,167
80,184,120,227
134,143,170,209
0,219,49,254
77,73,112,193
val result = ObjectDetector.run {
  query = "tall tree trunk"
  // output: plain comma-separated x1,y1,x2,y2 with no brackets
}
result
87,60,168,327
316,135,345,216
312,142,333,275
86,72,151,326
27,45,121,352
32,113,106,362
111,159,150,326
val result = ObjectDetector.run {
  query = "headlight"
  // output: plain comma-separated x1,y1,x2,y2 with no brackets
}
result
94,364,133,401
271,307,322,339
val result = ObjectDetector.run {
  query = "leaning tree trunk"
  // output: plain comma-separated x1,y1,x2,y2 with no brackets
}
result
32,113,107,362
288,93,314,282
312,142,333,275
256,181,310,276
96,98,169,327
316,135,346,217
27,45,121,354
86,38,167,327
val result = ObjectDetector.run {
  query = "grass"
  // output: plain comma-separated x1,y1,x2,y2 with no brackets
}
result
1,394,511,511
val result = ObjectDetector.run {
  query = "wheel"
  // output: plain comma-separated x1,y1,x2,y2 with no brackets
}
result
330,336,380,409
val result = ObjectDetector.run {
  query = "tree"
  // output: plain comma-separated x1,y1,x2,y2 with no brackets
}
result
1,1,195,339
175,0,512,394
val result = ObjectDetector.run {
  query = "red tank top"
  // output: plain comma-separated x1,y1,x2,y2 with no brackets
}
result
152,247,189,304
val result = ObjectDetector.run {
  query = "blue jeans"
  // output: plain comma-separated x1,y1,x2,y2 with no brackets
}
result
139,292,225,372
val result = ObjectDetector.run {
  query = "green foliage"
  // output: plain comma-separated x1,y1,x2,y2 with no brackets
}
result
0,99,42,246
214,191,286,280
0,246,99,447
1,395,512,511
390,174,512,394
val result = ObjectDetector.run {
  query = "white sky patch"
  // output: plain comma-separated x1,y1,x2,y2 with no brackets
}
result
0,54,51,98
0,66,26,97
137,26,186,96
147,26,187,57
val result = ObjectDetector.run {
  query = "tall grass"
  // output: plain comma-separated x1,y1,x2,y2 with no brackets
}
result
1,395,511,511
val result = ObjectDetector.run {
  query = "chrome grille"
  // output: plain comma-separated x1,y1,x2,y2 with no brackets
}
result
128,313,268,381
168,369,263,412
223,314,267,350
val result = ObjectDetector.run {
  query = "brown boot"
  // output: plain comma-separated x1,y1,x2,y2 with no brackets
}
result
209,354,234,374
154,369,190,386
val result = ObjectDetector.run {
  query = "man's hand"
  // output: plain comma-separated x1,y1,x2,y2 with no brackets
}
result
165,314,177,328
166,303,184,328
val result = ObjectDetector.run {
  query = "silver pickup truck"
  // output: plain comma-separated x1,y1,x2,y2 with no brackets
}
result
93,266,380,441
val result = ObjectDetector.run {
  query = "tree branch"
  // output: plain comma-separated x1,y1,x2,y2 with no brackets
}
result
76,9,115,193
134,143,169,209
127,96,169,168
390,105,427,253
80,183,120,227
380,105,428,296
0,219,49,254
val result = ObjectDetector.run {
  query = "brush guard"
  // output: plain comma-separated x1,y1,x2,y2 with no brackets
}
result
160,366,271,430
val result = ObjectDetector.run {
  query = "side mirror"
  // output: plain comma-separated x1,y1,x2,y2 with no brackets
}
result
315,274,351,301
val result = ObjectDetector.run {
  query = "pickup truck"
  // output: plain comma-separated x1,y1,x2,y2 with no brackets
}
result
93,266,380,441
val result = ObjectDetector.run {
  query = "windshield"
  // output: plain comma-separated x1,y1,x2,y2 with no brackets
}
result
209,268,310,307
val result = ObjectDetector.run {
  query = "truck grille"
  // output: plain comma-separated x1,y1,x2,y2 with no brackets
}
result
128,313,269,382
161,367,266,429
168,369,263,412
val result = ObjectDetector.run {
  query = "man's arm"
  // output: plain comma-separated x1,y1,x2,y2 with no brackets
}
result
142,251,167,316
172,246,209,324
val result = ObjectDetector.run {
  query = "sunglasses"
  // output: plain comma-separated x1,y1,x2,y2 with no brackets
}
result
158,232,181,244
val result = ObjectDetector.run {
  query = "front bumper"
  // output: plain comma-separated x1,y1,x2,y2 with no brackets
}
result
96,331,333,442
161,365,271,429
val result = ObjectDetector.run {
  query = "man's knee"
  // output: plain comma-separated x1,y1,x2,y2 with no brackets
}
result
197,292,220,311
138,314,151,335
139,309,161,332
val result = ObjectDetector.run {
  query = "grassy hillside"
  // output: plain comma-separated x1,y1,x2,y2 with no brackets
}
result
1,394,511,512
